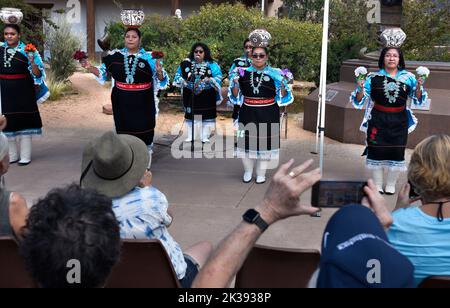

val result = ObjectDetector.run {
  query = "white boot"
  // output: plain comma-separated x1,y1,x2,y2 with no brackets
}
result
242,158,255,183
8,138,19,163
147,150,153,170
19,135,32,166
256,160,268,184
372,168,384,194
385,170,400,195
185,122,193,142
201,124,210,143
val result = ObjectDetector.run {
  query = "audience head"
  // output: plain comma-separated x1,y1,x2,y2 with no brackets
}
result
80,131,149,198
19,184,121,288
408,134,450,202
317,205,415,288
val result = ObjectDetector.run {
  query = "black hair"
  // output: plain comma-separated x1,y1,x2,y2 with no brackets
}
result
125,27,141,39
19,184,121,288
379,47,405,71
251,46,269,56
3,24,21,35
243,39,251,48
188,42,214,62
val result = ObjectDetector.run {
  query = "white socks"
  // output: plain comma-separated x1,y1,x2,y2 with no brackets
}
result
147,150,152,170
185,122,211,143
372,168,384,193
201,126,210,143
385,170,400,195
242,158,255,183
8,136,32,165
8,137,18,163
242,159,269,184
372,168,400,195
256,160,268,184
19,135,32,165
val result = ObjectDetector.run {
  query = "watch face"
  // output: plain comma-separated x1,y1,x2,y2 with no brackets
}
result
243,209,259,223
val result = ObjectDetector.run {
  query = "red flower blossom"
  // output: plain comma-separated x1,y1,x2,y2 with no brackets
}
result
73,50,88,61
24,43,37,53
151,51,164,59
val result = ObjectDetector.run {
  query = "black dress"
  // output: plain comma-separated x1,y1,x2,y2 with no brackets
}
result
100,49,167,146
366,75,410,165
231,66,293,160
0,44,43,137
174,59,222,125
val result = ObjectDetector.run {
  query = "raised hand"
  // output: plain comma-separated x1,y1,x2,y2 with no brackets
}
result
80,58,91,69
28,52,35,65
362,179,393,228
256,159,321,225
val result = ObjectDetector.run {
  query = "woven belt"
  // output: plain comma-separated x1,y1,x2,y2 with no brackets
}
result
244,98,275,106
0,74,29,79
373,104,406,113
116,81,152,91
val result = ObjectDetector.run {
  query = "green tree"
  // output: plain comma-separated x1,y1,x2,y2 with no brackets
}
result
403,0,450,61
282,0,325,23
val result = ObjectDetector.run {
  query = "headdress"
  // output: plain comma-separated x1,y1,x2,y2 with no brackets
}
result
249,29,272,48
380,28,406,48
0,7,23,25
121,9,145,28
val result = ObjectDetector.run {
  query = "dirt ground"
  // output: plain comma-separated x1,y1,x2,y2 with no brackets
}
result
40,72,321,142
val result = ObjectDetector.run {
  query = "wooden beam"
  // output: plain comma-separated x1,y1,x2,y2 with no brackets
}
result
87,0,95,58
171,0,180,16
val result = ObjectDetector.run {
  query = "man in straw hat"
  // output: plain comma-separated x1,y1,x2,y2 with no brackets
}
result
80,131,212,288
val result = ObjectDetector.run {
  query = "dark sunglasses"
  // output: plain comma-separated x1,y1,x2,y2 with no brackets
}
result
244,45,253,49
194,50,204,54
252,53,266,59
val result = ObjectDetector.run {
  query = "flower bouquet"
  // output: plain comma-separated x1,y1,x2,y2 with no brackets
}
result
355,66,368,82
73,50,88,62
151,51,165,59
416,66,430,81
281,68,294,83
24,43,37,57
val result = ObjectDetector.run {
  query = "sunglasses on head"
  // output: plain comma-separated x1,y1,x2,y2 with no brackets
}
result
252,53,266,59
194,50,204,54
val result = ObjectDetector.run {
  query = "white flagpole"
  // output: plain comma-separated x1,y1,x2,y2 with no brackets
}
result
318,0,330,174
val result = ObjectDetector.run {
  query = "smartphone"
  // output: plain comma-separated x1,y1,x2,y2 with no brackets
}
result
311,180,367,208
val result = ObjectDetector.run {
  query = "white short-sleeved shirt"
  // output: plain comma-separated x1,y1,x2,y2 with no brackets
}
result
112,186,187,279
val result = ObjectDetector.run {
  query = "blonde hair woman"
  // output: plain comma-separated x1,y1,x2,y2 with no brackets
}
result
363,134,450,286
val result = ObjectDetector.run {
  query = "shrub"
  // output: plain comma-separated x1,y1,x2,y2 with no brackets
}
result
44,18,80,82
46,71,73,101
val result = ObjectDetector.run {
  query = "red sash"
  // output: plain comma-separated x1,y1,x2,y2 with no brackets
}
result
115,81,152,91
244,98,275,106
373,104,406,113
0,74,29,79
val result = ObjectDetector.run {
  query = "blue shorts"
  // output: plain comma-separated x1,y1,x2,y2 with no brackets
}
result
180,254,200,288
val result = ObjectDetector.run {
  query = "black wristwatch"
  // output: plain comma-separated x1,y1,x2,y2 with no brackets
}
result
243,209,269,232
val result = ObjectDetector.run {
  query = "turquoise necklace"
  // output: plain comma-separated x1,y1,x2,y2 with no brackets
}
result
124,51,140,84
383,77,401,104
3,45,19,68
